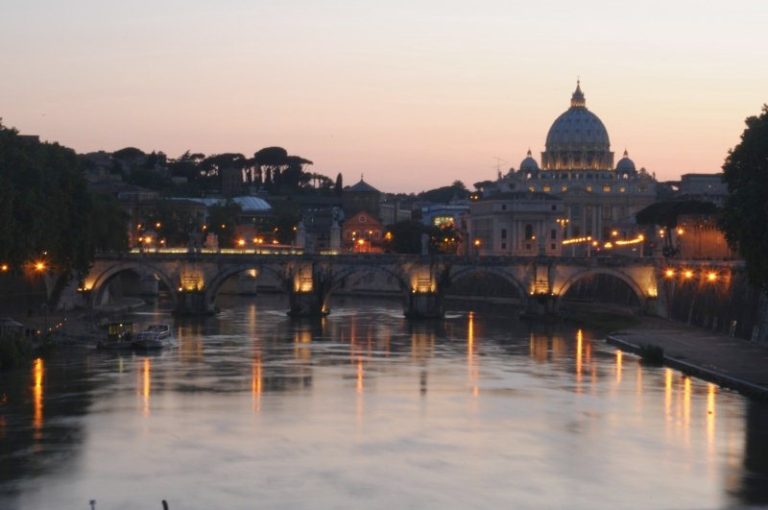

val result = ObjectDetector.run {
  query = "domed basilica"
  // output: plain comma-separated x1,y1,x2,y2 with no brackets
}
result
485,82,657,243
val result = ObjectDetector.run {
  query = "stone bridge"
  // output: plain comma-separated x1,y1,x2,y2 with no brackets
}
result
74,251,682,318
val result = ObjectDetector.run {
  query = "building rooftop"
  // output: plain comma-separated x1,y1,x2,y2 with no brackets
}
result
345,178,380,193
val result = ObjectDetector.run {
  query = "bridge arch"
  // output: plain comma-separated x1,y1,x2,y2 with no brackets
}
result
203,263,290,309
329,264,410,294
556,268,647,305
88,261,178,308
447,266,528,299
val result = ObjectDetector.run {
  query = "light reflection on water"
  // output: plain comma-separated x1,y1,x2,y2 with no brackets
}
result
1,296,768,509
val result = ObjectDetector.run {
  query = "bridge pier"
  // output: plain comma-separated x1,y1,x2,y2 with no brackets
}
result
404,291,444,319
288,290,329,318
175,289,214,315
525,293,559,316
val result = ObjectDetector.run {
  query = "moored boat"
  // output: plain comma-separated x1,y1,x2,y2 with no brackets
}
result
131,324,173,350
97,322,134,351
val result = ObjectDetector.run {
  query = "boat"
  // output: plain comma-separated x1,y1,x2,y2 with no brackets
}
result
97,322,134,351
131,324,173,350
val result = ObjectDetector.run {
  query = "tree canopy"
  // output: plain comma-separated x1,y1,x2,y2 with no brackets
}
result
0,122,128,286
416,182,470,203
636,199,718,228
720,105,768,289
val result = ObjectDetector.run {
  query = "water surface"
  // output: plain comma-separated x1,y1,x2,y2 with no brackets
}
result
1,296,767,509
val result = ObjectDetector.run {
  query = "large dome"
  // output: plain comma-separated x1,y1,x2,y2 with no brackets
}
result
541,82,614,171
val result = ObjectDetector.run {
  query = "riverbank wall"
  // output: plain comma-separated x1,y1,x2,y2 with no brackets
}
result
606,322,768,400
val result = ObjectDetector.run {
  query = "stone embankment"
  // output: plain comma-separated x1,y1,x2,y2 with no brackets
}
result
607,317,768,399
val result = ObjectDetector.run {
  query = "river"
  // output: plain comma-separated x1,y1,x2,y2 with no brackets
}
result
1,296,767,509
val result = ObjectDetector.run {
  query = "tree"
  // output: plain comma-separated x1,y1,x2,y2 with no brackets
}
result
0,121,128,304
334,173,343,196
253,147,315,194
416,182,470,204
207,201,242,247
720,105,768,289
385,221,428,254
90,194,130,252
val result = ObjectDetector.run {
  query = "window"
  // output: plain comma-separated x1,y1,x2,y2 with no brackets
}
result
619,187,626,193
525,224,534,240
501,204,507,211
551,243,556,250
586,185,593,192
501,243,507,250
603,185,611,193
501,228,507,239
542,185,551,192
551,229,557,240
561,185,568,192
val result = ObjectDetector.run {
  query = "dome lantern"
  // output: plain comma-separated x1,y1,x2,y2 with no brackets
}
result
571,80,586,108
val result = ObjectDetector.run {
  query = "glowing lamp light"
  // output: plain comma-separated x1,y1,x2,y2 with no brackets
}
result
676,228,685,235
683,270,694,279
664,269,675,279
707,272,718,282
0,263,8,272
237,239,246,247
611,230,619,237
473,239,481,247
34,261,46,272
357,239,365,246
604,242,613,249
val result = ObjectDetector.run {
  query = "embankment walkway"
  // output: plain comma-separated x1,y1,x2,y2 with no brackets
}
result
607,318,768,399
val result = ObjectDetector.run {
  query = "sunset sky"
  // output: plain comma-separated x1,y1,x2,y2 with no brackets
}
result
2,0,767,192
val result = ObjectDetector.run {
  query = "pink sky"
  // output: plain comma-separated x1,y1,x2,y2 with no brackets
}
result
1,0,766,193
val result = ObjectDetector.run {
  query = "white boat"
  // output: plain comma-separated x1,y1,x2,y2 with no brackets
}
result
132,324,173,350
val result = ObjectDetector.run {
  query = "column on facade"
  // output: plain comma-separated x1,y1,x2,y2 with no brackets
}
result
594,205,601,241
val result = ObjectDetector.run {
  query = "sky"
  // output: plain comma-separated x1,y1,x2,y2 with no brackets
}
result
1,0,767,193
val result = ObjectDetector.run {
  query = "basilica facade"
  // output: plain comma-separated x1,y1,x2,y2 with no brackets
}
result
472,82,657,256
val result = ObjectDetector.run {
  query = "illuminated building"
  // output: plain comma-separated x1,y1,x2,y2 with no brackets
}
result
342,211,384,253
469,192,565,256
479,82,657,243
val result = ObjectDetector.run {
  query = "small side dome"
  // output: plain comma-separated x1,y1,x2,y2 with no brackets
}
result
616,149,636,174
520,149,540,173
